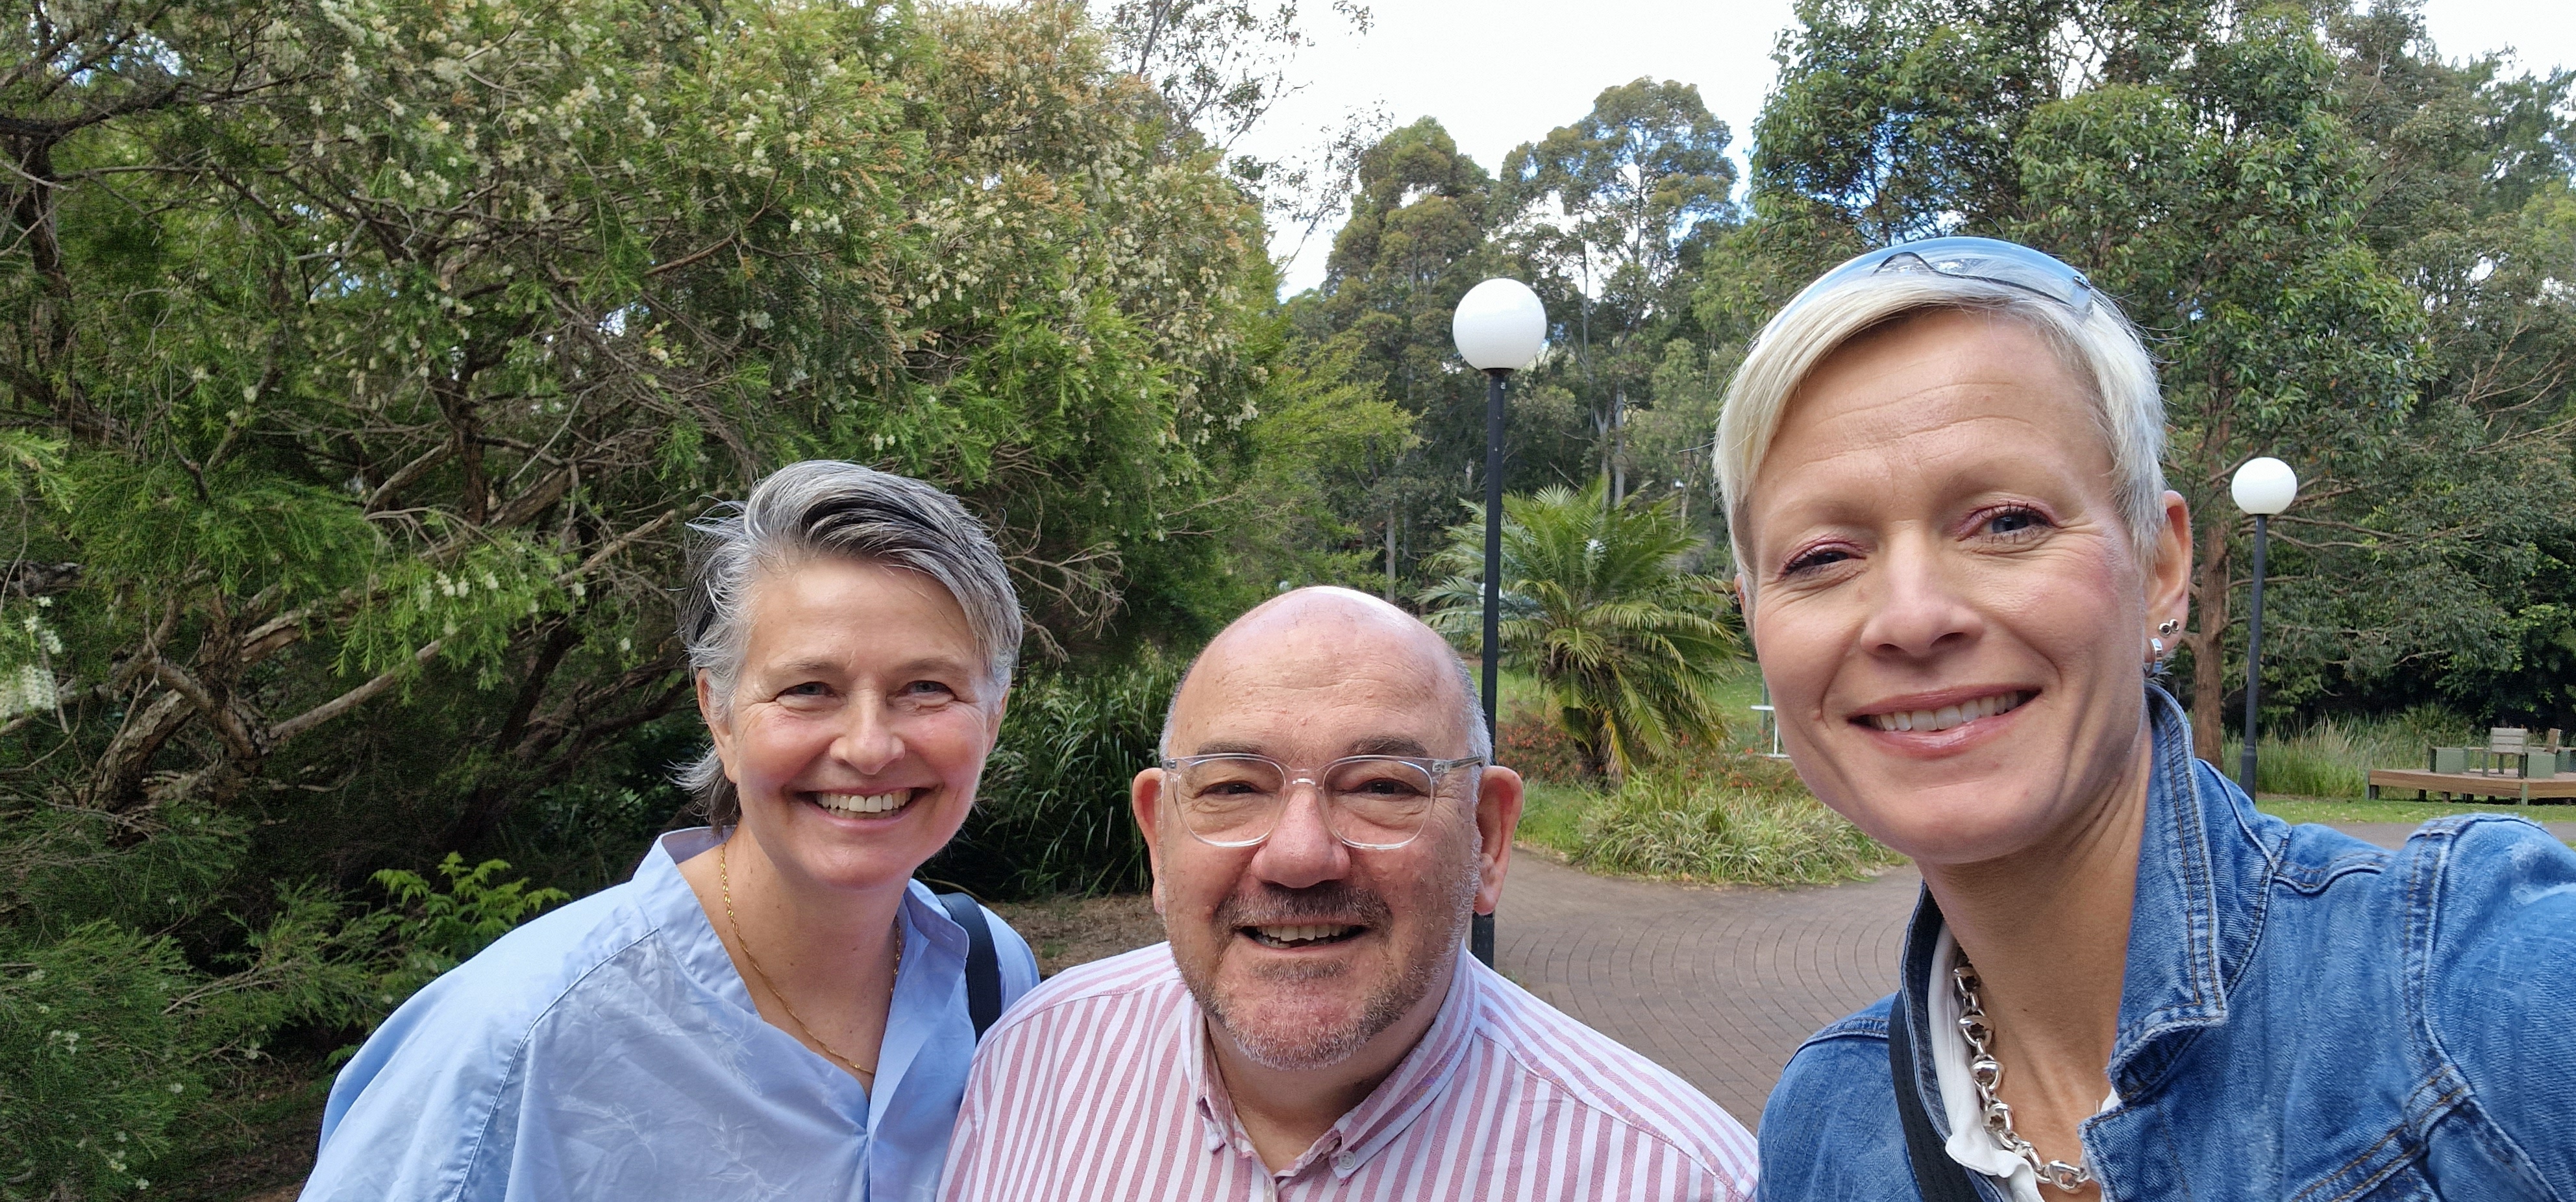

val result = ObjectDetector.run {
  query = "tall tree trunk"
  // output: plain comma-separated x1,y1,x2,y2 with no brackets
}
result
1385,502,1398,602
2188,523,2233,767
1611,387,1626,503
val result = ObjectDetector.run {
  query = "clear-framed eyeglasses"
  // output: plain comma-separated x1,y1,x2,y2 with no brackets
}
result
1157,754,1487,851
1769,236,2096,332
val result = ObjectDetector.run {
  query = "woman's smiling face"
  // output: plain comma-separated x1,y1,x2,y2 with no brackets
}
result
1737,309,2189,866
700,557,1004,891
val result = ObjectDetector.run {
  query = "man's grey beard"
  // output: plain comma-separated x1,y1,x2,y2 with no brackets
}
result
1182,853,1483,1072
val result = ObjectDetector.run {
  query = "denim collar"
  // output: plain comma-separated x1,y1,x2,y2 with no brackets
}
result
1898,685,2268,1123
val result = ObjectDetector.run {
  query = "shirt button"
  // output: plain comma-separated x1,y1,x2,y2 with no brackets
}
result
1333,1151,1354,1171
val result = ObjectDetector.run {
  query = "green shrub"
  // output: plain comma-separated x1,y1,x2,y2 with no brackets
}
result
928,659,1185,900
2220,707,2477,798
2,891,387,1199
1570,755,1898,887
1499,713,1592,785
371,855,573,1000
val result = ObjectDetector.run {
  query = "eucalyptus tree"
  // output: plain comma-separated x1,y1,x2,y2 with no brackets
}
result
1502,79,1735,501
1292,117,1586,593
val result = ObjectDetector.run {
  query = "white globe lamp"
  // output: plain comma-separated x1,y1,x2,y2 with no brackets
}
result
2230,457,2299,516
1451,278,1548,372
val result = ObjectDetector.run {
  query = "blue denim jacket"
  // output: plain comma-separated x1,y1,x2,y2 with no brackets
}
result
1759,687,2576,1201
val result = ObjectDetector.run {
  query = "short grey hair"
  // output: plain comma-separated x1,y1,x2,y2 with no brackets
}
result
1716,267,2166,593
676,461,1023,824
1156,648,1494,764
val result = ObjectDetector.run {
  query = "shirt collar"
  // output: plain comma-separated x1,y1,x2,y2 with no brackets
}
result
634,828,747,1009
1187,947,1485,1180
628,828,972,1123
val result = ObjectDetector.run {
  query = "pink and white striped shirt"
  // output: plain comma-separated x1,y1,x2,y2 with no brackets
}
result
938,944,1757,1201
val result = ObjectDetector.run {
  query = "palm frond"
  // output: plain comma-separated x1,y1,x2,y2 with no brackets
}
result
1418,478,1740,777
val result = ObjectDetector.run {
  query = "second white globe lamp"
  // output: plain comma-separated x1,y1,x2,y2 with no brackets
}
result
1452,278,1548,372
2230,456,2299,516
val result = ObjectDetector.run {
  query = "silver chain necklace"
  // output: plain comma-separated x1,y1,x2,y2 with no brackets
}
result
1953,955,2094,1193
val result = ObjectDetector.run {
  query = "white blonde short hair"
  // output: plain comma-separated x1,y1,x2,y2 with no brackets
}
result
1716,248,2166,591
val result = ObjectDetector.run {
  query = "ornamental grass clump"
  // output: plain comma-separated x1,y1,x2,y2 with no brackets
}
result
1571,755,1898,887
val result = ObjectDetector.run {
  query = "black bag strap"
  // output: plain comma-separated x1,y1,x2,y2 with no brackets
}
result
1888,987,1987,1202
937,892,1003,1040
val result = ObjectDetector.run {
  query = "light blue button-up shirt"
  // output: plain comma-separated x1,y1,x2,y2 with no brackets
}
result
303,828,1039,1202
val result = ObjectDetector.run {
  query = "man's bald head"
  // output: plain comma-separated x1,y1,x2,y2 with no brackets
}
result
1160,587,1489,763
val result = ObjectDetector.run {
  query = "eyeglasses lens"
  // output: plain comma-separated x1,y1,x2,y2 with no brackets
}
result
1171,755,1441,848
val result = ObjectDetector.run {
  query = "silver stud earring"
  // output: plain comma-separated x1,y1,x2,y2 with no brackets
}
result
2159,619,2181,638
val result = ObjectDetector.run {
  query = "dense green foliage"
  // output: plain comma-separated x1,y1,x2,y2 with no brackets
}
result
929,659,1183,900
0,0,1395,1193
1281,0,2576,748
1422,481,1736,778
1520,754,1898,887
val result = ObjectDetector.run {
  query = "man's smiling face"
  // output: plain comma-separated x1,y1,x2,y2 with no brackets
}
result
1134,591,1506,1071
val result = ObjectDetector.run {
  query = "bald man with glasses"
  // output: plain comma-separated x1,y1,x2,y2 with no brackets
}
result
938,587,1755,1201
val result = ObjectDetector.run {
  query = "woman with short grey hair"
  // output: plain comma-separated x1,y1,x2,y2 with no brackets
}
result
304,461,1042,1202
1735,239,2576,1200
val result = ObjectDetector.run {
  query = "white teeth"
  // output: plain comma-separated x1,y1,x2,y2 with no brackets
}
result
817,791,912,815
1867,692,2027,733
1253,924,1356,945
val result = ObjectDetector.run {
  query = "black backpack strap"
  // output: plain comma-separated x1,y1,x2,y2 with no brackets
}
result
938,892,1003,1040
1889,988,1986,1202
1888,884,1987,1202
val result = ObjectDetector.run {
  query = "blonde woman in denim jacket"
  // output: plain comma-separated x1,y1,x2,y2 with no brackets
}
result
1722,238,2576,1201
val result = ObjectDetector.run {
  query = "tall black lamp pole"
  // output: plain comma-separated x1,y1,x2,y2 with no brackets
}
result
1452,278,1547,969
2240,513,2267,793
2230,457,2298,796
1475,367,1507,966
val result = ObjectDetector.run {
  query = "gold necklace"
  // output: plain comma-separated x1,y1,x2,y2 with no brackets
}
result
718,837,902,1080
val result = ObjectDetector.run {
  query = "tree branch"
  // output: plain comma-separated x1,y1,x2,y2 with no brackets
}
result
269,639,445,744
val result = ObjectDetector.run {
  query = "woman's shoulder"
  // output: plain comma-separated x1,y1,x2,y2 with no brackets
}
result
429,877,665,1015
2403,812,2576,993
351,878,666,1071
1759,994,1913,1201
2399,815,2576,1190
306,876,678,1196
1764,995,1893,1122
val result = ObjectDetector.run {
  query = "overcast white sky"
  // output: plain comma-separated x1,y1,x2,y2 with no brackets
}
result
1239,0,2576,295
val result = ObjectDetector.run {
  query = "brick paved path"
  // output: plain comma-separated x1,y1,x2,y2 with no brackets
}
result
1492,818,2576,1129
1493,855,1918,1127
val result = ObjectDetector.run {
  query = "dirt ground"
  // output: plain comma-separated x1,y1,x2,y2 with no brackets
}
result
989,892,1165,976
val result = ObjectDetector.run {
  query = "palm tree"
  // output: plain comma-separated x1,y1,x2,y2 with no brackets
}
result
1422,480,1738,781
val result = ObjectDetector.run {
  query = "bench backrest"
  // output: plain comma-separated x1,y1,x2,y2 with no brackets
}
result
2490,727,2529,754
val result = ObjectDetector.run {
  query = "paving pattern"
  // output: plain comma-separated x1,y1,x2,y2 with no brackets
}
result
1492,854,1918,1128
1491,818,2576,1129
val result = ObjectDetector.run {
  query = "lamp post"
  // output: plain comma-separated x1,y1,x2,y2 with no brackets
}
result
1451,278,1546,968
2230,456,2299,796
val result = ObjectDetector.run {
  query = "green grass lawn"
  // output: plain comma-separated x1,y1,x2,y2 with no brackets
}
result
2253,795,2575,826
1517,779,1592,857
1518,781,2573,868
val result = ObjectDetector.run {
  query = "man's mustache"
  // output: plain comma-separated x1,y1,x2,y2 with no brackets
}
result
1213,882,1393,930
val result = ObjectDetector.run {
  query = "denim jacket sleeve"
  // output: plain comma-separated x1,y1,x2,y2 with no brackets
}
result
2414,815,2576,1196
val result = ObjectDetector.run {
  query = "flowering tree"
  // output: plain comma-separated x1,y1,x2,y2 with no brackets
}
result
0,0,1313,1191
